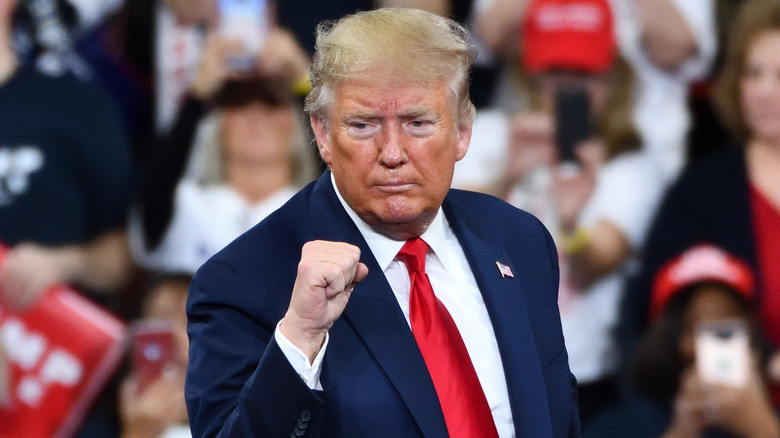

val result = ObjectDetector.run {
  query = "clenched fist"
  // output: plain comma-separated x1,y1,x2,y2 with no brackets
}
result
280,241,369,361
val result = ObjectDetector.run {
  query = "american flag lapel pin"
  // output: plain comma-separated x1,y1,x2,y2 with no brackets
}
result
496,261,514,278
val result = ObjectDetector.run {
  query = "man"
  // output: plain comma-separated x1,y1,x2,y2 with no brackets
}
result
186,8,580,438
0,0,132,309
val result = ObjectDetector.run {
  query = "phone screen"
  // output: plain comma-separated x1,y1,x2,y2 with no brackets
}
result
554,88,591,165
131,321,178,394
219,0,271,72
695,320,750,388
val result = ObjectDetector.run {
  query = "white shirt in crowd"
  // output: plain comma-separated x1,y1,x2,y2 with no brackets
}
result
130,180,297,274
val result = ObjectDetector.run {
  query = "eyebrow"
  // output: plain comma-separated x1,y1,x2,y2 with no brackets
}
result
399,107,435,119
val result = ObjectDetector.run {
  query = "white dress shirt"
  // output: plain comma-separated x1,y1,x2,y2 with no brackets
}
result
276,176,516,437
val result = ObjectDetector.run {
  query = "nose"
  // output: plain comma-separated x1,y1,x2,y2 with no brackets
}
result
377,124,408,168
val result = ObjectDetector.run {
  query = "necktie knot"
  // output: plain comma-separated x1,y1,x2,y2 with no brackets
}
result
397,238,429,273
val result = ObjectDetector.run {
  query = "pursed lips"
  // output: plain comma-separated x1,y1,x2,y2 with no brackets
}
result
374,180,416,193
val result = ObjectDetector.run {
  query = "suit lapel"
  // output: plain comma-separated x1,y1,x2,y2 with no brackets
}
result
444,198,554,437
309,173,449,438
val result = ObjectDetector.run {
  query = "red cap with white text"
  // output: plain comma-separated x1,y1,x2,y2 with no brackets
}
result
521,0,616,73
650,244,755,321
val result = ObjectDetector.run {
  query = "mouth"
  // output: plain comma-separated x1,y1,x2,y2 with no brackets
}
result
374,181,415,193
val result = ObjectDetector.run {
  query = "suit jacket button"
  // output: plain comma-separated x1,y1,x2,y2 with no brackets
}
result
294,429,306,437
300,410,312,421
297,419,308,430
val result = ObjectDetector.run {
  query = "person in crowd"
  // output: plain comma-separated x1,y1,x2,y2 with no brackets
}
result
119,273,191,438
152,0,214,134
621,0,780,405
0,0,133,311
481,0,665,429
152,0,451,135
0,1,133,436
472,0,717,183
588,245,780,438
186,8,579,437
129,27,315,275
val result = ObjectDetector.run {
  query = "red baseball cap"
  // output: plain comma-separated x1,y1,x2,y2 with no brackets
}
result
521,0,616,74
649,244,755,322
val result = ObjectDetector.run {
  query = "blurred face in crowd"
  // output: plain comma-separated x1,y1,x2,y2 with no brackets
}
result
221,101,296,166
312,77,471,240
678,284,746,365
164,0,215,25
144,279,190,366
741,31,780,146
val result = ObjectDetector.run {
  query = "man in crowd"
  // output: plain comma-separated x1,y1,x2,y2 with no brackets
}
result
0,0,132,310
185,8,579,437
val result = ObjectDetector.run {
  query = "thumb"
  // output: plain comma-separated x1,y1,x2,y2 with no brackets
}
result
353,263,369,285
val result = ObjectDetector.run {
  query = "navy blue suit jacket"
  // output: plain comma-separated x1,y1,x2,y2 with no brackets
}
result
185,172,581,437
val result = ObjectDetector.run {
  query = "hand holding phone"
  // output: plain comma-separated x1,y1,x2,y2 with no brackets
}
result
218,0,272,72
695,320,750,388
131,321,179,395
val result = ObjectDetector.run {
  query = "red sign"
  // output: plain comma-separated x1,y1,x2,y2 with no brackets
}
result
0,249,127,438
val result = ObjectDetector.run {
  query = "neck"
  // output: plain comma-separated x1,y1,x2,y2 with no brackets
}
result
224,159,293,205
0,39,18,85
748,139,780,205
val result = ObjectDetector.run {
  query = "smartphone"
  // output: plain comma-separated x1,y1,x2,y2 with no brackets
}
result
218,0,271,72
131,321,178,394
695,320,750,388
554,88,591,165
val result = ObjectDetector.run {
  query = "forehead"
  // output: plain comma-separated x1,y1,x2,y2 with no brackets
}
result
746,31,780,64
685,285,743,325
331,77,455,116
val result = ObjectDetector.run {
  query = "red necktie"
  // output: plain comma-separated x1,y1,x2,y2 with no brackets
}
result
397,238,500,438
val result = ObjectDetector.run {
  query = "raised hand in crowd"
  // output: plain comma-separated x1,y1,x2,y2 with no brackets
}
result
494,111,556,198
553,139,605,233
190,26,311,102
119,369,189,438
0,232,130,310
665,362,780,438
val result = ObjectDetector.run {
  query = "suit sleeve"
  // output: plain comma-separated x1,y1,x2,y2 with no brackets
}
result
185,258,325,438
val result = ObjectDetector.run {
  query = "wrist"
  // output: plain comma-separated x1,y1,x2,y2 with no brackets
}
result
279,316,327,362
51,246,86,286
560,226,590,255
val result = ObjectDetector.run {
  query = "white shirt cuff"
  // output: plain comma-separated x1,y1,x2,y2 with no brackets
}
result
274,319,327,390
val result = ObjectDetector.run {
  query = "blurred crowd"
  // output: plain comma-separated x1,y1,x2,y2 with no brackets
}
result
0,0,779,437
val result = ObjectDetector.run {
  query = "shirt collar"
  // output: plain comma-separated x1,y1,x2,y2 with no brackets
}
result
330,173,454,272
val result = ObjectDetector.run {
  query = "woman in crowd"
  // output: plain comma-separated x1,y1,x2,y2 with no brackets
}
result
621,0,780,405
489,0,666,428
589,245,779,438
130,28,315,274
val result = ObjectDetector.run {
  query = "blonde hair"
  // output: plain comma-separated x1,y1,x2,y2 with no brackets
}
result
714,0,780,140
185,103,316,187
304,8,476,128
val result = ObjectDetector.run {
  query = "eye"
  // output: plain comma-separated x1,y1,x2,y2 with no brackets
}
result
406,119,435,135
346,120,378,138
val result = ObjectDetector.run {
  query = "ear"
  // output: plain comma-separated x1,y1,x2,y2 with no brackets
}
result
455,121,472,162
310,116,332,166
